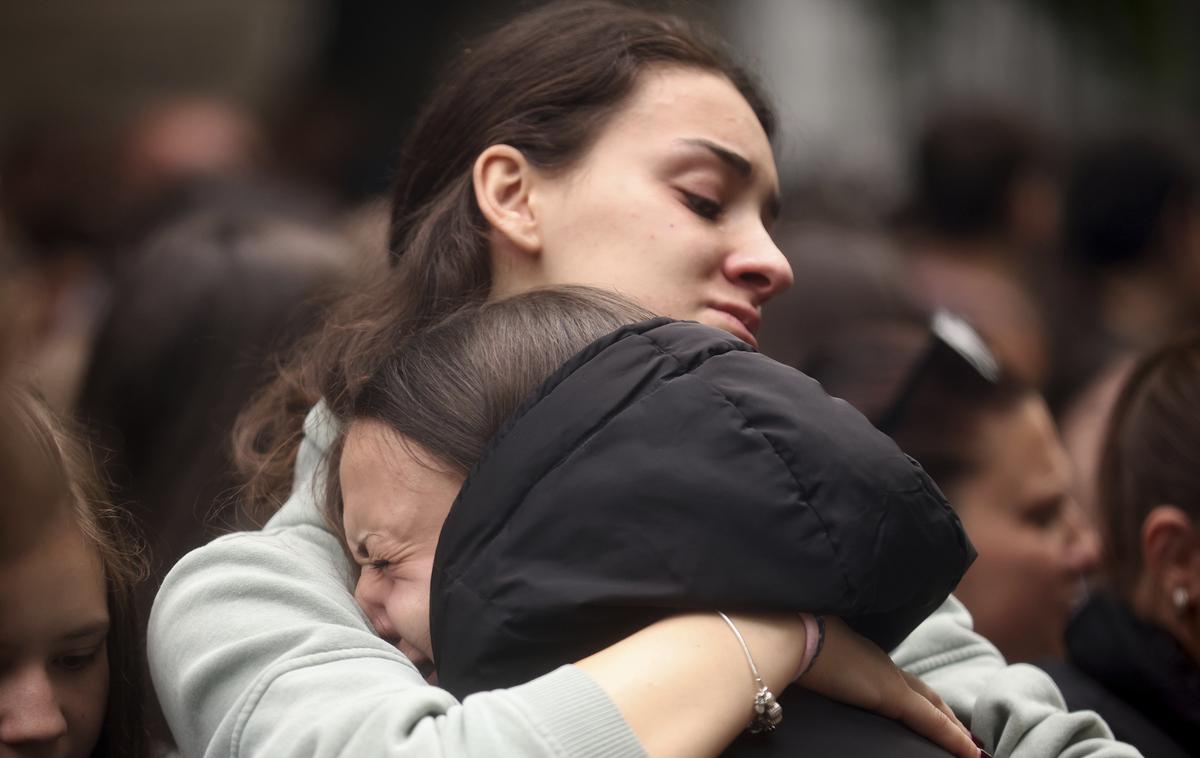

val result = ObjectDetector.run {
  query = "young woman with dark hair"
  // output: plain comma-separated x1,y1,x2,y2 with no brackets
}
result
0,386,149,758
149,3,1136,756
1044,331,1200,756
805,313,1100,664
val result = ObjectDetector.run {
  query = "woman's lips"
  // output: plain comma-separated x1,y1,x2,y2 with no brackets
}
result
708,305,760,347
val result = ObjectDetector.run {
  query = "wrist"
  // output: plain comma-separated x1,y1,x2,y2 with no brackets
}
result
794,614,825,681
717,611,809,692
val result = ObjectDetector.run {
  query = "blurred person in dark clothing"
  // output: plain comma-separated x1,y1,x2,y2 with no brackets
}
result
71,195,354,752
1042,331,1200,757
118,97,262,213
900,108,1060,388
1053,135,1200,541
1060,136,1200,362
0,123,122,409
76,201,353,612
0,100,267,411
803,313,1099,664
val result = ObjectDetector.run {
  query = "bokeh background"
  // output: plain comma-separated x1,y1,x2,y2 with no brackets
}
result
2,0,1198,590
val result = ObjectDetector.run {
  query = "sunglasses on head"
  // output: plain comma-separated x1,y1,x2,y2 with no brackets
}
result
875,311,1000,436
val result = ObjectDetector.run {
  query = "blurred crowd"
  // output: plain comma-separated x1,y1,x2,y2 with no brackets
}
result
2,1,1199,756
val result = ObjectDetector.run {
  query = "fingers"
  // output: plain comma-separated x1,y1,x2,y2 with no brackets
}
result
893,674,979,758
795,618,982,757
901,671,968,736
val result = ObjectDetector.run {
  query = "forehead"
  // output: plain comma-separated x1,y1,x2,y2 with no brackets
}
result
588,66,779,189
339,421,461,545
0,523,108,645
975,397,1072,503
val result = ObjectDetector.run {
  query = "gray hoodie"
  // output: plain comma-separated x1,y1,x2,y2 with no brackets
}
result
148,403,1141,757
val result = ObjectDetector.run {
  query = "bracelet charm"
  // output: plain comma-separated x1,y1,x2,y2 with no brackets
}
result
717,611,785,735
750,686,783,733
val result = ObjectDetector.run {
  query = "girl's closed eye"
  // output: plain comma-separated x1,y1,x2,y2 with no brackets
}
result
1023,498,1064,530
369,558,391,571
54,644,104,672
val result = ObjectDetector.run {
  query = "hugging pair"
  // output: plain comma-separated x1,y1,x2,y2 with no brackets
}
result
331,286,975,756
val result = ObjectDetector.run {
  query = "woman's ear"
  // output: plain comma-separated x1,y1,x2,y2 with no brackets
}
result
473,145,543,256
1141,505,1200,613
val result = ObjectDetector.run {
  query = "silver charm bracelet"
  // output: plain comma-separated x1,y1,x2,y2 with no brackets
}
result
717,611,784,734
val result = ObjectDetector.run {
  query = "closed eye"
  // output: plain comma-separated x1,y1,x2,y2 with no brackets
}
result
369,559,391,571
54,646,103,672
1024,499,1064,529
682,191,723,221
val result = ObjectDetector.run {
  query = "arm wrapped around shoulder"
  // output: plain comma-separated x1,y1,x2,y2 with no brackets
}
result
432,320,976,697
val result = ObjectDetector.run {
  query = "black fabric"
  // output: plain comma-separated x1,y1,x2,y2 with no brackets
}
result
1043,593,1199,757
430,319,974,755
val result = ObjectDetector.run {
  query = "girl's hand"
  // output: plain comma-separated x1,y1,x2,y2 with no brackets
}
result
799,617,982,758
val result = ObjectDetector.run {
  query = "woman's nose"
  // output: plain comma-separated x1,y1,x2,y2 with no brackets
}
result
1063,500,1101,574
723,226,794,304
0,664,69,745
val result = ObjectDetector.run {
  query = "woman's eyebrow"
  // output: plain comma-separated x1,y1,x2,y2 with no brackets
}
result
677,137,782,221
679,137,752,177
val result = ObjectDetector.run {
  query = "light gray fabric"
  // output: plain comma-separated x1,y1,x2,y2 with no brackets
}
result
149,402,1140,758
893,596,1142,757
148,403,645,758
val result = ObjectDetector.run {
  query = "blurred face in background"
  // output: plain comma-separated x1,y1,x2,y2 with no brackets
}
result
949,395,1100,662
0,520,109,758
492,67,793,346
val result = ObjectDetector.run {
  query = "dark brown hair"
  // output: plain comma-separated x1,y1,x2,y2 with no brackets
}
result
234,0,775,517
0,385,150,758
325,286,655,529
910,107,1050,241
1097,330,1200,599
804,318,1029,493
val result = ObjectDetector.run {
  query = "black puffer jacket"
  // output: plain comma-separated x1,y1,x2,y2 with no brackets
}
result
1043,593,1199,758
431,319,974,753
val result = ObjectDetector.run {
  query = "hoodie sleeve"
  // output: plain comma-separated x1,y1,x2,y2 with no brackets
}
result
892,597,1143,758
147,403,644,758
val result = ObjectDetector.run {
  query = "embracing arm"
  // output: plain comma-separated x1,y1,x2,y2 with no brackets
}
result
147,402,973,758
147,404,813,758
892,596,1143,758
149,527,644,757
150,499,870,758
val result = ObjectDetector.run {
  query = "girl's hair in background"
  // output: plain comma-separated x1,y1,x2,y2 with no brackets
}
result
0,385,149,757
804,317,1030,492
1097,329,1200,598
234,0,774,518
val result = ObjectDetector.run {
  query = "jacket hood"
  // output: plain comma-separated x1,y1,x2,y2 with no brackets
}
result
430,318,974,697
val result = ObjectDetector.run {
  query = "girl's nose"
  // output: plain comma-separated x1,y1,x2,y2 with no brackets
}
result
0,664,69,745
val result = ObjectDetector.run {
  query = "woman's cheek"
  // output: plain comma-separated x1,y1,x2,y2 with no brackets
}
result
64,654,109,758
